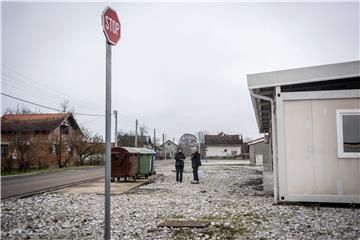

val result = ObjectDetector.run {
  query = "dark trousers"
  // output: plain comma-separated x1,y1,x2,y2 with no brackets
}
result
176,166,184,182
192,166,199,181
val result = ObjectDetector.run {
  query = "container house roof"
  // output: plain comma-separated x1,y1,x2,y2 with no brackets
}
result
247,61,360,133
247,61,360,90
248,137,265,146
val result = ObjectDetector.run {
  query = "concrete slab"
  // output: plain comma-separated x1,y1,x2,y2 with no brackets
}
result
202,160,250,165
55,174,162,195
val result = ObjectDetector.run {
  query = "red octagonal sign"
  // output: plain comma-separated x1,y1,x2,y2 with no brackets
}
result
102,7,121,45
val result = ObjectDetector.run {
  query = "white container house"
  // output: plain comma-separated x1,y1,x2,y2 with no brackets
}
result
247,61,360,203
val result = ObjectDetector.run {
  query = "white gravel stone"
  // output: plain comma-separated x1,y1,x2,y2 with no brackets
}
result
1,160,360,239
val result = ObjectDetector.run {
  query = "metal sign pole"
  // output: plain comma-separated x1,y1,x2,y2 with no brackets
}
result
114,110,118,146
105,40,112,240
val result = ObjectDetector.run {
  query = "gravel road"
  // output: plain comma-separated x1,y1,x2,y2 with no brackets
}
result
1,160,359,239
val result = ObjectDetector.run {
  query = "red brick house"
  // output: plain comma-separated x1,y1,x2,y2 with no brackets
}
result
1,113,82,170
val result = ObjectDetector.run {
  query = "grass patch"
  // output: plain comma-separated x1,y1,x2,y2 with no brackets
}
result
172,229,194,240
199,215,247,239
1,207,12,212
170,213,185,219
216,221,247,239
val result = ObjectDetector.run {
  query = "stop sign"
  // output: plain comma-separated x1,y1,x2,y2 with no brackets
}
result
102,7,121,45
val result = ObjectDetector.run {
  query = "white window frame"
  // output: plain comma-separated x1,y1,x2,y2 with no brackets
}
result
336,109,360,159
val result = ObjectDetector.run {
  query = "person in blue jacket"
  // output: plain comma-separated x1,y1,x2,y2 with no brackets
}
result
191,147,202,184
175,148,186,183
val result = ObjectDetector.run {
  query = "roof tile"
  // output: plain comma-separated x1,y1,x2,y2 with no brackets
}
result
1,113,70,133
205,133,242,145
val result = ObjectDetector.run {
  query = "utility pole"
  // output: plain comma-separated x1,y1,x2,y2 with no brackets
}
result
135,119,138,147
163,133,166,160
198,132,201,153
113,110,118,147
153,128,156,147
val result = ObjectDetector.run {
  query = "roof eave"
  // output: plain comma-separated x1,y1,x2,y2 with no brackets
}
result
247,60,360,90
249,90,264,133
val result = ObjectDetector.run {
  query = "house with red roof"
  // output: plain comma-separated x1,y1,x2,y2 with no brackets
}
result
1,113,82,170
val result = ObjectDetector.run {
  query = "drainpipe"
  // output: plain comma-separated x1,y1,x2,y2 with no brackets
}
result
249,89,278,202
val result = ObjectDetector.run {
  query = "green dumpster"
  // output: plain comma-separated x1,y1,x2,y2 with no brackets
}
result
134,148,154,178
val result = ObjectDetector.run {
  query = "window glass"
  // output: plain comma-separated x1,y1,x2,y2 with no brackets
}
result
342,115,360,153
60,125,69,134
1,144,9,156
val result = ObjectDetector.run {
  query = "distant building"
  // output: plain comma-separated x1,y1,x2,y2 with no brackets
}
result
117,135,153,149
248,60,360,203
248,137,271,166
160,140,178,159
241,142,249,159
205,132,243,158
1,113,81,169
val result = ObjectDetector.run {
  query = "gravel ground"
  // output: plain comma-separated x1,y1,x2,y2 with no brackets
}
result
1,159,359,240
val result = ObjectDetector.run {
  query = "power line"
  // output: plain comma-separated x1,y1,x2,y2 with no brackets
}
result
1,64,104,112
79,116,104,125
1,92,105,117
2,76,61,107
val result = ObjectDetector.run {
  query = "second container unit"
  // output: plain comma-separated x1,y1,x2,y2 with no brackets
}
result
135,148,155,178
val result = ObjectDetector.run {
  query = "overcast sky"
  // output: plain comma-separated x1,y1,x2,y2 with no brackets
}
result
1,1,359,142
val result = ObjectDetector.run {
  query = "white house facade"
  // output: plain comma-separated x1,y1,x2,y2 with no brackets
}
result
160,140,178,159
247,60,360,203
206,146,241,157
205,132,242,158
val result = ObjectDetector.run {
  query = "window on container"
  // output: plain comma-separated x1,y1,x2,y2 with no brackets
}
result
336,110,360,158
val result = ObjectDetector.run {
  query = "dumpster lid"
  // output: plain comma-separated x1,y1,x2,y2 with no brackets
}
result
113,147,139,154
132,147,155,154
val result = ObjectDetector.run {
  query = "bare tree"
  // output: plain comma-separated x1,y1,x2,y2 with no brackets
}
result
178,133,198,157
52,140,74,168
73,127,104,165
139,124,149,137
117,132,135,147
117,129,152,148
11,125,36,171
59,99,75,113
50,125,76,168
3,104,35,115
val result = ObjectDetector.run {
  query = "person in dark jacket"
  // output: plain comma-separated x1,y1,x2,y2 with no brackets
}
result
174,148,186,183
191,147,201,183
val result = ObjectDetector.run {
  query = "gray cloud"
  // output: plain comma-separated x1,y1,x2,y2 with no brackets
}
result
2,2,359,141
